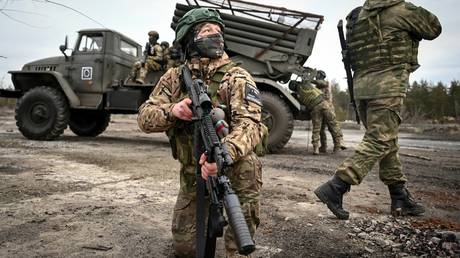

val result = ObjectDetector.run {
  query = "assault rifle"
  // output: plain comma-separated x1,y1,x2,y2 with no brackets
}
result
142,42,151,68
181,66,255,258
337,20,360,124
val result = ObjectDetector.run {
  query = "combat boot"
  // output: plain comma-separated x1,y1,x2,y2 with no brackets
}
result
388,183,425,216
314,175,350,220
135,67,147,84
312,145,320,155
333,138,347,152
319,145,327,153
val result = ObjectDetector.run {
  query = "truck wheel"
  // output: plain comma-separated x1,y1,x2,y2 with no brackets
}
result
260,91,294,153
69,110,110,137
15,86,69,140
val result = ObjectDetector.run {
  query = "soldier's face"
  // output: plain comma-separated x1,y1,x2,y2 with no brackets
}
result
195,23,222,40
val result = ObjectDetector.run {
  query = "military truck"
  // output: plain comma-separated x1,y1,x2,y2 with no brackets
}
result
172,0,323,152
0,28,164,141
0,0,323,153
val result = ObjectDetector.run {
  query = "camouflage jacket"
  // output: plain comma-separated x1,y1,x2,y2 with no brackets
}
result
348,0,441,99
312,79,332,102
137,53,263,162
296,82,324,110
146,43,164,62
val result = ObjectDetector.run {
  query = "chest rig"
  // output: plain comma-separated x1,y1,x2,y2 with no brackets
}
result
346,4,419,71
167,61,238,165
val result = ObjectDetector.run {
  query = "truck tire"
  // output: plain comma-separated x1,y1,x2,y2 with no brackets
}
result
69,110,110,137
15,86,69,140
260,91,294,153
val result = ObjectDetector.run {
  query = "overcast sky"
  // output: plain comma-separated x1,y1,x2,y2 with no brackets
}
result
0,0,458,89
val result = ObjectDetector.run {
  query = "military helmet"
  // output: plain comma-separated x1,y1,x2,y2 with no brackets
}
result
175,7,225,44
160,41,170,48
316,70,326,80
148,30,159,39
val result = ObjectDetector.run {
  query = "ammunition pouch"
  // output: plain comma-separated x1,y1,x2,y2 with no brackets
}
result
167,122,195,165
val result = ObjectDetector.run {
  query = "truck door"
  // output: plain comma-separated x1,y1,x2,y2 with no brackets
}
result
69,32,105,107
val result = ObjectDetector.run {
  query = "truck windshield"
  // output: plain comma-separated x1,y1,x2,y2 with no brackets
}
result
78,34,103,52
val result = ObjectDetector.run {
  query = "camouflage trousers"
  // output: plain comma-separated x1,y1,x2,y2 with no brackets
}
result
336,97,407,185
319,102,336,149
143,56,162,71
133,57,162,82
311,101,343,147
172,152,262,258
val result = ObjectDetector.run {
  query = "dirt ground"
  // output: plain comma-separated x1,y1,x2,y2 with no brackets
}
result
0,107,459,258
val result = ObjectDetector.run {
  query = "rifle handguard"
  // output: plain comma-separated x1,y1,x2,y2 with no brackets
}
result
223,188,255,255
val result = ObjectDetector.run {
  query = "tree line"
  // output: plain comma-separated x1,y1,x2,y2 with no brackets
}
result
330,80,460,123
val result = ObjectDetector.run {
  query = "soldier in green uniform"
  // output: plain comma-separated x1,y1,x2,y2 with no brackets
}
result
314,70,347,153
314,0,442,220
137,8,263,258
290,72,346,155
135,30,164,84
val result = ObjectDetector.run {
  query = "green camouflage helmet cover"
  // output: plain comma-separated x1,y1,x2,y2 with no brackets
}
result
175,7,225,44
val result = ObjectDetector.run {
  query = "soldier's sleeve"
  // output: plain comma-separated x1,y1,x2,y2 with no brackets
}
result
398,3,442,40
222,67,262,161
152,45,164,62
137,68,178,133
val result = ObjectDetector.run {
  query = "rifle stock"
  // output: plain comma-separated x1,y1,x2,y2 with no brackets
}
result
181,66,255,258
337,20,360,124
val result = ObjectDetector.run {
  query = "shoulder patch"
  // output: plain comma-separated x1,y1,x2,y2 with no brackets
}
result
245,83,262,106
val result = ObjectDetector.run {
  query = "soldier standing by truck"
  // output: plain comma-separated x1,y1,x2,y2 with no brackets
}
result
314,70,347,153
314,0,442,220
135,30,164,84
290,73,346,155
137,7,263,258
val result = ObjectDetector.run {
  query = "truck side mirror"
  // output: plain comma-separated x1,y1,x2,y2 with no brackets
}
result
60,36,69,60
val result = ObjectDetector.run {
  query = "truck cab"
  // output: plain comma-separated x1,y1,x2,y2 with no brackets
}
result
3,29,159,140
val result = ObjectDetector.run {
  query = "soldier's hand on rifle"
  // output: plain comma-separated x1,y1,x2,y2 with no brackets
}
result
199,153,217,180
171,98,193,121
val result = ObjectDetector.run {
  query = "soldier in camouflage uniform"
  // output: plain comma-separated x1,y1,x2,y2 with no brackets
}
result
137,8,263,258
290,72,346,155
135,30,164,84
160,41,170,69
161,41,182,70
314,70,347,153
314,0,441,220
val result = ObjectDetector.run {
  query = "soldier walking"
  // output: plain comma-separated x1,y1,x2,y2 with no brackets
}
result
314,0,442,220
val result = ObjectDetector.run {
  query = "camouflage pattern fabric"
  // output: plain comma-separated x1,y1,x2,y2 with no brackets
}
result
134,44,164,83
347,0,442,100
336,97,407,185
295,82,323,110
138,52,263,257
310,101,343,149
144,56,162,71
314,80,333,150
163,47,181,70
172,153,262,257
335,0,441,186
